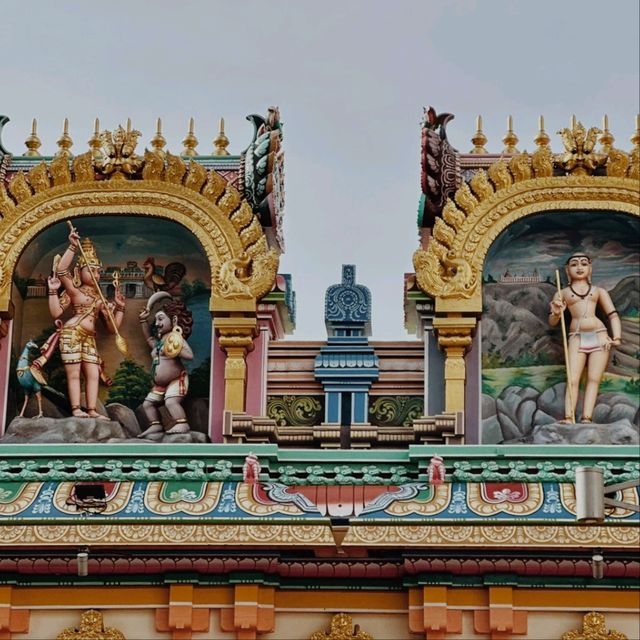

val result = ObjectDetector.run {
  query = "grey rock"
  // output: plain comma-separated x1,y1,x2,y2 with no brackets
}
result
481,394,496,420
1,417,128,443
496,386,539,440
17,395,65,419
532,408,556,427
106,403,141,437
481,414,502,444
532,419,639,445
538,383,569,421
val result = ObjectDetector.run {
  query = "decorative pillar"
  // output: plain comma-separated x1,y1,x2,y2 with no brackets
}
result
219,584,275,640
213,299,257,416
432,315,476,415
155,584,209,640
408,586,462,640
474,586,527,639
0,585,29,639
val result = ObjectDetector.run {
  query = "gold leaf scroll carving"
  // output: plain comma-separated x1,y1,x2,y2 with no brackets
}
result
310,613,373,640
561,612,627,640
56,610,126,640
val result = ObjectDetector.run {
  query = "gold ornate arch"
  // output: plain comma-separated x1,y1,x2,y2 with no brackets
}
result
413,156,640,414
414,174,639,314
0,154,278,315
0,149,280,412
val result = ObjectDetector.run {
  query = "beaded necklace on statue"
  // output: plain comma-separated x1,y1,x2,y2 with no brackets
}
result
568,282,592,299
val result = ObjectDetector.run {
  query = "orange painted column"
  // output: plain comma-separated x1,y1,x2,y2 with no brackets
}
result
474,586,527,639
0,586,29,639
155,584,209,640
408,586,462,640
220,584,275,640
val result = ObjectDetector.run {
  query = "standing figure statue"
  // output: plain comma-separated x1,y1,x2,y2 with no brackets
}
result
549,253,622,423
46,225,126,419
138,298,194,437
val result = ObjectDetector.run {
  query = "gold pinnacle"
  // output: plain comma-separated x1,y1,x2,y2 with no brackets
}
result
469,115,488,154
182,117,198,156
213,117,231,156
55,118,73,158
631,114,640,148
502,115,519,154
599,114,614,153
23,118,42,157
534,115,550,147
150,117,167,158
88,117,102,159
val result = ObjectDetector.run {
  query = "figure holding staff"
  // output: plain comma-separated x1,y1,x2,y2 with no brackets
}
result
44,222,127,418
549,253,621,423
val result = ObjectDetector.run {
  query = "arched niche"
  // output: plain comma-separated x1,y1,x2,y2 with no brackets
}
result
0,179,249,315
414,173,640,423
480,210,639,443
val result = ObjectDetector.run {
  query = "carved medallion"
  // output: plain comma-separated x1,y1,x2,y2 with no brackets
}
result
310,613,373,640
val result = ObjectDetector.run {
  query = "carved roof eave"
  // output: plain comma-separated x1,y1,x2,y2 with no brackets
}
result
0,442,636,484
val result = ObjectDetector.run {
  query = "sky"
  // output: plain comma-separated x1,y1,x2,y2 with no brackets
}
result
1,0,638,339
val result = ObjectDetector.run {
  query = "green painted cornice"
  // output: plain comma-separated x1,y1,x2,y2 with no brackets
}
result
0,444,636,484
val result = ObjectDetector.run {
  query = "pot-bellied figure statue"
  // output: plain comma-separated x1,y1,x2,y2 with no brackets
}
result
138,295,194,437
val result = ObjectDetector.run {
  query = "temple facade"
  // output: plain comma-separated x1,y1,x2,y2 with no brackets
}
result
0,107,637,639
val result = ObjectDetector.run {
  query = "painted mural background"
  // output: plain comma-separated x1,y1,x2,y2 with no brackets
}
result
7,216,212,428
481,211,640,444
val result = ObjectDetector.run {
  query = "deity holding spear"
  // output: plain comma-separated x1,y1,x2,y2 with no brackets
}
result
38,222,128,419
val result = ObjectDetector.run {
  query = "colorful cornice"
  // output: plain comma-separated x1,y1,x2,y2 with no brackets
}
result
0,444,636,484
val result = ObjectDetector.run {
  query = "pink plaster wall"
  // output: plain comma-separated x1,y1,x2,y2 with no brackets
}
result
209,332,227,442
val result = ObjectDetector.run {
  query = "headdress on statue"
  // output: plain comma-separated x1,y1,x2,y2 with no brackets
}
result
77,238,102,269
565,251,591,265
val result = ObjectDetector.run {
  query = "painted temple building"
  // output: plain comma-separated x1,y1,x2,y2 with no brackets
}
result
0,107,638,639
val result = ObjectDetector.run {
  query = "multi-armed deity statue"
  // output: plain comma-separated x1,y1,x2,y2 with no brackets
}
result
42,224,126,419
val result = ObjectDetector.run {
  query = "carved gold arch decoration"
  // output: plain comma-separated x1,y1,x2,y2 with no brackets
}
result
413,162,639,415
414,173,640,314
0,148,280,414
0,155,278,315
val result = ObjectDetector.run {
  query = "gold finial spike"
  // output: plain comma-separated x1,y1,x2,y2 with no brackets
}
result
534,114,550,147
502,115,519,154
150,117,167,158
88,117,103,159
213,117,230,156
469,115,488,154
631,114,640,148
55,117,74,158
570,114,577,130
126,118,132,133
182,117,199,156
23,118,42,157
599,114,614,153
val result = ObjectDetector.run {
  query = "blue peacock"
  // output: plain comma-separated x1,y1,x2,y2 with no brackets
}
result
16,339,47,418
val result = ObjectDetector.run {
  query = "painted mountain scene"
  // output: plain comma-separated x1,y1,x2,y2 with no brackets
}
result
481,211,639,444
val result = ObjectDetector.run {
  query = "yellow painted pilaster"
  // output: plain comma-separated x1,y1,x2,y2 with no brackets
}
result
214,299,258,415
433,315,476,414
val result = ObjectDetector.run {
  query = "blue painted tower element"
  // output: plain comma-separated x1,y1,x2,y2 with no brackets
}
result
315,265,379,431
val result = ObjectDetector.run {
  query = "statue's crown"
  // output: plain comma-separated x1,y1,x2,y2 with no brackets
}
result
77,238,102,268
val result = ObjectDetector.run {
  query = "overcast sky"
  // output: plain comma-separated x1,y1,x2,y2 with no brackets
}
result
1,0,638,339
